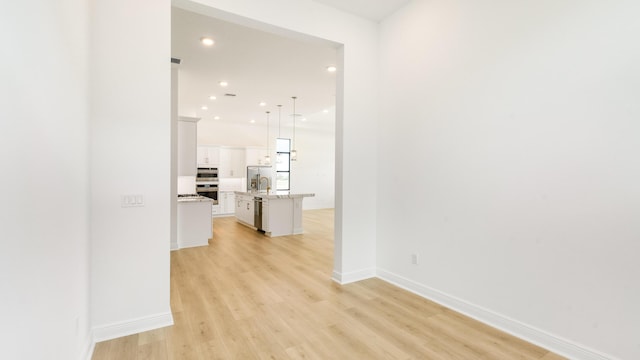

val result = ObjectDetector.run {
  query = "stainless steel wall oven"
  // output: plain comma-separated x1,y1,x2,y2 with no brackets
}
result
196,167,218,204
196,167,218,182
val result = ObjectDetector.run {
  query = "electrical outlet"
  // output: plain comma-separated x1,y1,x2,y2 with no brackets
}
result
411,253,419,265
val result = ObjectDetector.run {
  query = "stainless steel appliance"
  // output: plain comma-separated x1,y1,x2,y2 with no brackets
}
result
196,167,218,204
247,166,272,192
196,183,218,204
196,167,218,182
254,197,263,232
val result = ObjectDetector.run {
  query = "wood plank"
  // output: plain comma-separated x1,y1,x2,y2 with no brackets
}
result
93,209,565,360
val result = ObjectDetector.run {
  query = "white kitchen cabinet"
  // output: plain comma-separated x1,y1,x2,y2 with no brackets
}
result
235,193,254,226
177,198,212,248
262,198,293,237
224,191,236,214
230,149,246,177
197,145,220,166
219,147,246,178
178,117,199,176
217,191,236,215
233,192,313,237
245,146,268,166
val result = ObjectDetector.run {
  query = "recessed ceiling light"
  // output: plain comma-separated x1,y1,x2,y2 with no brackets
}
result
327,66,337,72
250,119,256,124
323,109,329,113
219,81,228,87
259,101,267,107
201,106,208,110
301,118,307,122
209,95,217,100
200,37,214,46
214,116,220,120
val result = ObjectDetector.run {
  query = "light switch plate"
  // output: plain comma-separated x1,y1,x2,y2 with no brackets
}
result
121,194,144,207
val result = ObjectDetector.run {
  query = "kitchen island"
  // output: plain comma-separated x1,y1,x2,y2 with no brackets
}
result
234,191,315,237
176,195,212,249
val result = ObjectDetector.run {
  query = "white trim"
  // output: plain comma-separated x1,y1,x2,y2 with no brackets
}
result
92,311,174,343
177,241,209,249
178,116,200,123
332,267,375,284
80,330,95,360
376,268,617,360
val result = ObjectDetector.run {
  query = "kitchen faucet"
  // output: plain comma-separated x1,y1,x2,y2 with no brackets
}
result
259,176,271,194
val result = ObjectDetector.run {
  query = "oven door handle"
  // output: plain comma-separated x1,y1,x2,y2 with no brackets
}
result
196,187,218,192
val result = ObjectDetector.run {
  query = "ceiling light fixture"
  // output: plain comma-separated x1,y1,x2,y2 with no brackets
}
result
327,65,337,72
201,106,208,110
219,81,228,87
200,37,214,46
250,119,255,124
209,95,217,100
291,96,298,162
265,111,271,165
214,116,220,120
259,101,267,107
323,109,329,113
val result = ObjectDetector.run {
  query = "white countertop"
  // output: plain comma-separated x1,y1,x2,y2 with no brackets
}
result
234,191,315,199
177,195,213,203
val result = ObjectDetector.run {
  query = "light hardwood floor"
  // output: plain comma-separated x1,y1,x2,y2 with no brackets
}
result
93,209,565,360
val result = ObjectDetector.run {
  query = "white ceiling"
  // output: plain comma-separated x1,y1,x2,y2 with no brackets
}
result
172,1,410,133
313,0,411,22
172,7,337,132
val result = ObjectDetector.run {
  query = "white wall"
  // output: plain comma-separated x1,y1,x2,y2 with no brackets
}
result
171,66,179,251
290,127,335,210
0,1,92,359
177,0,378,282
90,0,173,340
377,1,640,359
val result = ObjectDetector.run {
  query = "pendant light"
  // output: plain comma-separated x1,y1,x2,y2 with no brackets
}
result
265,111,271,165
291,96,298,161
277,104,283,164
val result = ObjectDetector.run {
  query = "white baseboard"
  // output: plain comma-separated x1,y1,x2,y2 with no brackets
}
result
177,241,209,249
376,268,616,360
92,311,174,343
332,267,376,284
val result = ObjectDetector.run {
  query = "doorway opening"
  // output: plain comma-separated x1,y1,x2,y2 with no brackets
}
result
170,4,342,270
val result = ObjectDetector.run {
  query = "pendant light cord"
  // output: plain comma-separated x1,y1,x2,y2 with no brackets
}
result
266,111,270,161
277,105,282,138
292,96,297,150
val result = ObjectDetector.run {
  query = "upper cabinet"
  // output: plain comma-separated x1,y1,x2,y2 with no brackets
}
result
219,147,245,178
245,146,268,167
197,146,220,166
197,145,267,178
177,117,199,176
